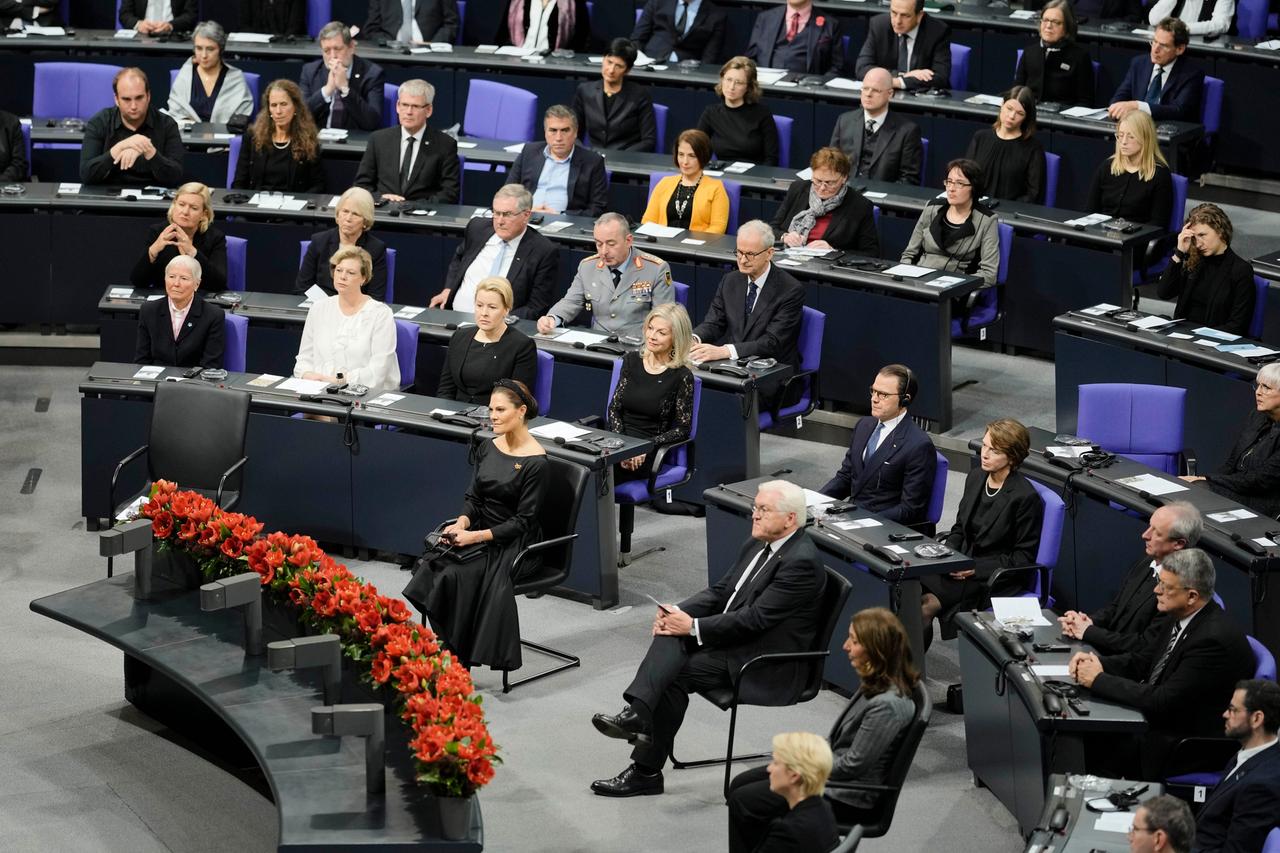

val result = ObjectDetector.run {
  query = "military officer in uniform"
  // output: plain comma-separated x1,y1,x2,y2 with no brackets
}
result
537,212,674,339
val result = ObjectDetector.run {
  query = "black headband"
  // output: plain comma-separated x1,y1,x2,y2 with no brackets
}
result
493,379,538,418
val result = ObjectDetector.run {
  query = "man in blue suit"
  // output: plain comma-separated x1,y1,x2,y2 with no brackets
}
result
820,364,936,525
1108,17,1204,123
299,22,386,131
1191,679,1280,853
746,0,843,76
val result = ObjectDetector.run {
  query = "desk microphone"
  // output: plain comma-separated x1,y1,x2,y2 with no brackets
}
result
1231,532,1267,556
444,323,458,330
1042,452,1078,472
1048,805,1070,832
999,633,1029,660
1042,690,1064,716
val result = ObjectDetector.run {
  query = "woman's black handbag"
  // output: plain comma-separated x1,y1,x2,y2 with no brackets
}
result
414,521,488,570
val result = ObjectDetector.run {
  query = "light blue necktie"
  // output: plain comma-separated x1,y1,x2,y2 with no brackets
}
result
864,422,885,461
489,240,509,276
398,0,414,42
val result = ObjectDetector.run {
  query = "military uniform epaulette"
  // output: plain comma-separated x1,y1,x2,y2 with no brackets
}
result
633,250,664,266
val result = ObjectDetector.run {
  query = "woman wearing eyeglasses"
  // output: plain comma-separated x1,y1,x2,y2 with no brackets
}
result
771,147,879,255
642,128,730,234
167,21,254,124
1155,202,1254,336
1012,0,1095,107
696,56,780,167
1180,362,1280,520
1085,111,1172,228
901,158,1000,285
964,86,1045,204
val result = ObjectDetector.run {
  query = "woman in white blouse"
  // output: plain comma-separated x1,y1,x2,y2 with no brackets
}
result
294,246,400,392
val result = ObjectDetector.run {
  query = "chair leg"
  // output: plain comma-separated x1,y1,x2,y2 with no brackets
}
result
619,503,635,555
669,703,771,800
501,638,581,693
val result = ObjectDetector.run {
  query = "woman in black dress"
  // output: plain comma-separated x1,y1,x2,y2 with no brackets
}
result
438,276,538,403
402,380,548,671
921,418,1043,643
296,186,390,301
1085,110,1173,228
239,0,306,36
772,146,879,256
1012,0,1095,107
696,56,780,167
965,86,1045,203
131,181,228,291
1155,202,1255,336
232,79,324,194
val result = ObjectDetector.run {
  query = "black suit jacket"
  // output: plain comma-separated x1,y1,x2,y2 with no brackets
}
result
679,531,826,705
295,228,388,302
746,6,843,75
770,180,880,256
130,223,228,293
632,0,727,64
1014,40,1095,106
506,142,607,216
355,125,460,203
829,109,923,185
238,0,305,36
1092,602,1254,739
1206,411,1280,519
440,218,560,319
135,295,225,368
118,0,197,30
572,80,657,152
1111,55,1205,123
364,0,459,43
1083,555,1170,655
752,795,840,853
0,0,61,25
855,13,952,91
299,56,386,132
231,132,325,193
1193,744,1280,853
0,110,28,182
437,325,538,404
821,415,936,524
944,468,1043,581
692,266,805,366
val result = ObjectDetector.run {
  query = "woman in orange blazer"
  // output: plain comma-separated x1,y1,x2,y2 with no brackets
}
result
642,128,730,234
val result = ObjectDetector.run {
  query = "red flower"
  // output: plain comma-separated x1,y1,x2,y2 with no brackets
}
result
383,597,413,624
355,604,382,634
197,525,220,548
371,652,392,684
312,590,338,617
220,536,243,559
177,519,199,541
466,757,495,787
151,510,174,539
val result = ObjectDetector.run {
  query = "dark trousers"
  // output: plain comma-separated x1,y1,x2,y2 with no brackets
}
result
728,765,873,853
623,635,732,770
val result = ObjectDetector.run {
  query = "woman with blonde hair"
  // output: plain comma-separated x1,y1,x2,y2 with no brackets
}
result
131,181,227,291
233,79,324,193
696,56,780,166
748,732,840,853
642,129,730,234
438,276,538,403
1085,110,1173,227
296,186,390,301
1156,202,1254,335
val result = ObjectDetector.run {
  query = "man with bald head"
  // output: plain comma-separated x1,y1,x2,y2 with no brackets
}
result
829,67,922,184
81,67,185,186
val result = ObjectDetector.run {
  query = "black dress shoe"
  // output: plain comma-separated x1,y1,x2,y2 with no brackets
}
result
591,763,665,797
591,707,653,744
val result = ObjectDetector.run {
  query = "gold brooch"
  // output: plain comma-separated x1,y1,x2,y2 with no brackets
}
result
513,463,522,471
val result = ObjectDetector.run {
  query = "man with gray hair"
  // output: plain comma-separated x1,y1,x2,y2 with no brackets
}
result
1070,548,1253,778
1059,501,1202,654
300,21,385,131
691,219,805,369
537,212,673,339
429,185,559,319
590,479,826,797
1128,795,1194,853
505,105,607,216
135,254,225,369
354,79,459,203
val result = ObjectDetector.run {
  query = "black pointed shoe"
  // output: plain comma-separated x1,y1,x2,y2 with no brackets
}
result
591,707,653,744
590,763,665,797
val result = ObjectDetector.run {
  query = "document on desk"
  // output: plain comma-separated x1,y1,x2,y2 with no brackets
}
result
228,32,273,43
57,182,81,194
1114,473,1188,495
1078,302,1122,316
1031,665,1072,678
503,142,525,153
1128,315,1176,330
245,374,283,388
366,393,405,407
884,264,934,278
548,329,609,346
1166,332,1194,339
108,287,134,299
1255,39,1280,49
529,421,592,441
305,285,328,303
925,275,966,288
278,377,330,394
133,366,164,380
824,77,861,91
536,220,573,233
115,494,148,521
834,518,883,530
1064,213,1112,227
992,597,1052,627
1009,9,1038,18
756,68,789,85
494,45,537,56
394,305,425,319
804,489,836,508
1060,106,1110,120
1220,344,1279,357
635,222,685,239
1191,326,1240,341
1095,811,1136,833
723,162,755,173
1208,508,1258,523
965,94,1006,106
1048,445,1094,458
317,128,349,141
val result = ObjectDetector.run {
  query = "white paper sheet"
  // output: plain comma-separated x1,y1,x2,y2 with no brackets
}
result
635,222,684,238
1222,345,1278,357
756,68,789,85
529,421,592,441
456,141,477,149
25,25,65,35
1094,811,1135,833
1060,106,1109,119
503,142,525,153
1064,213,1113,227
550,329,609,346
1048,445,1093,458
494,45,537,56
1114,473,1188,495
884,264,934,278
681,238,706,245
115,494,148,521
133,366,164,380
57,182,81,194
108,287,134,298
863,191,887,199
113,29,137,38
1079,303,1122,316
1191,326,1240,341
278,377,330,394
245,374,283,388
394,306,426,319
835,519,885,530
928,275,966,287
1208,509,1258,522
723,161,754,173
1166,332,1194,339
1254,537,1279,548
228,32,273,43
536,220,572,233
802,489,836,507
795,167,814,180
1031,665,1072,677
366,393,405,407
1128,315,1176,330
824,77,861,91
992,597,1052,626
965,93,1006,106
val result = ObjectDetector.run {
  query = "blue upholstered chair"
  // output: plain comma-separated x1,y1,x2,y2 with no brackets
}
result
950,43,971,91
605,358,703,565
455,0,466,44
773,114,793,168
653,102,669,154
306,0,331,38
1136,173,1189,286
169,68,260,118
383,83,399,127
951,222,1013,339
225,134,241,188
534,349,553,416
986,477,1065,607
1202,76,1225,142
463,79,537,142
225,236,247,292
1252,276,1269,340
646,172,741,234
672,282,689,309
1237,0,1269,38
758,307,825,431
1264,828,1280,853
394,319,417,390
19,122,31,178
33,62,122,119
1043,151,1061,207
223,313,248,373
908,450,949,538
1076,383,1188,474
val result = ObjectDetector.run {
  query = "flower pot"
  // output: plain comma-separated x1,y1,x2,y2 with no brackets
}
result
435,794,474,841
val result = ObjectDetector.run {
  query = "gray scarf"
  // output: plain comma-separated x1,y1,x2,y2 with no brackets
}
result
788,181,849,242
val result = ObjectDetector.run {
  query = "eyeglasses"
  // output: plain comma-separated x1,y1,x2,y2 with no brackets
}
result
398,101,429,111
750,504,779,516
811,177,846,189
1150,38,1177,52
492,209,528,220
869,388,902,400
735,247,771,259
1256,381,1279,394
1039,17,1064,26
1128,825,1156,836
1115,132,1140,142
943,179,972,189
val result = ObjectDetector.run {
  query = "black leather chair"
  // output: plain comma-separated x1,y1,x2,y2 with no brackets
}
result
825,679,932,839
108,381,251,577
670,565,853,798
831,825,864,852
500,456,592,694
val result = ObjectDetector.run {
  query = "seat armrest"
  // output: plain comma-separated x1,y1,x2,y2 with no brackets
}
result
987,563,1050,607
110,444,150,519
646,436,694,495
576,415,603,427
731,650,829,705
1181,447,1197,477
767,368,818,423
509,532,578,579
217,456,248,508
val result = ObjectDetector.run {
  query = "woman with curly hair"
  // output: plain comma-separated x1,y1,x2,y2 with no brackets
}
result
232,79,324,193
1156,202,1255,336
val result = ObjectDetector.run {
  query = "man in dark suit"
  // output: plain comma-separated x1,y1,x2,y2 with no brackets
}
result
427,185,560,319
118,0,197,33
690,220,805,368
1128,795,1195,853
135,255,225,369
0,0,60,27
746,0,843,75
573,38,657,152
1059,501,1202,654
354,78,459,203
300,21,385,131
505,104,607,216
1108,17,1205,123
590,479,827,796
855,0,951,91
363,0,458,44
631,0,726,65
1193,679,1280,853
820,364,936,525
1070,549,1255,779
829,67,923,184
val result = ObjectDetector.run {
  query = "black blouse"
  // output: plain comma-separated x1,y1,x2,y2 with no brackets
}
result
965,128,1045,204
1086,162,1173,228
1155,248,1256,336
1206,411,1280,520
189,65,226,123
1013,40,1095,107
130,222,228,292
665,181,698,230
695,101,781,166
461,440,546,547
607,350,694,448
238,0,305,36
437,325,539,405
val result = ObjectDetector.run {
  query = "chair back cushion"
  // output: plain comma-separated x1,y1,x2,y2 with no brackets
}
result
1077,383,1186,473
464,79,537,142
1249,635,1277,680
534,349,554,416
34,62,122,119
223,313,248,373
148,381,251,492
1028,477,1065,574
927,450,948,526
394,319,418,389
512,456,591,593
858,679,933,837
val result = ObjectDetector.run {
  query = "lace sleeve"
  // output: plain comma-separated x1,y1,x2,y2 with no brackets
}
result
606,354,633,434
651,368,694,448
